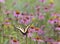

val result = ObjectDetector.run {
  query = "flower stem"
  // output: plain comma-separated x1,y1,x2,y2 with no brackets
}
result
36,41,38,44
30,37,31,44
26,34,27,44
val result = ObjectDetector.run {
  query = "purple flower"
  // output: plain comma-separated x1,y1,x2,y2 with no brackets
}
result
29,26,35,32
51,13,56,17
27,32,33,38
44,6,49,12
38,29,44,35
35,5,40,10
38,15,45,20
9,39,20,44
32,36,44,42
3,18,11,27
52,41,60,44
48,18,55,24
34,27,40,32
39,0,45,3
45,37,54,42
40,25,45,30
27,26,35,38
19,16,32,25
55,27,60,31
49,3,55,8
0,0,5,3
57,42,60,44
4,10,11,15
13,10,21,17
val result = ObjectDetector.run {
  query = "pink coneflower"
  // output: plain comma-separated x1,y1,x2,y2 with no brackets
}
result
32,36,44,42
57,40,60,44
48,18,55,24
40,25,45,30
3,18,11,27
44,6,49,12
19,16,32,25
45,37,54,42
35,5,40,10
4,10,11,16
0,0,5,3
52,40,60,44
27,26,35,38
39,0,45,3
55,27,60,31
38,29,44,35
51,13,57,17
29,25,35,32
38,15,45,20
9,38,20,44
27,32,33,38
34,27,40,32
49,2,55,8
13,10,21,17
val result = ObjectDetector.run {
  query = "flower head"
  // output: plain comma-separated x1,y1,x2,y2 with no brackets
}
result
32,36,44,42
9,37,20,44
0,0,5,3
13,10,21,17
38,15,45,20
39,0,46,3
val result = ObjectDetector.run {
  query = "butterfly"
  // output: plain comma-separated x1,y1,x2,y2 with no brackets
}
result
14,25,31,35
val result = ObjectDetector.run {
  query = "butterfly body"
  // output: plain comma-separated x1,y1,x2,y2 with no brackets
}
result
20,29,28,35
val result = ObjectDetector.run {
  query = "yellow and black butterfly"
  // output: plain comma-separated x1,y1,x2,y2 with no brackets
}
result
14,25,31,35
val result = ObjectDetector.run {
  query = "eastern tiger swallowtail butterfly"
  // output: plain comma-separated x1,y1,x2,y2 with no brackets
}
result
14,25,31,35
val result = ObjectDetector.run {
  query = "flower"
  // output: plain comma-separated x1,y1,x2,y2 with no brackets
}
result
0,0,5,3
35,5,40,10
27,26,35,38
13,10,21,17
39,0,45,3
51,13,59,17
38,15,45,20
34,27,40,32
9,39,20,44
19,15,32,25
38,29,44,35
3,18,11,28
55,27,60,31
44,6,49,12
27,32,33,38
52,41,60,44
48,18,56,24
45,37,54,42
40,25,45,30
32,36,44,42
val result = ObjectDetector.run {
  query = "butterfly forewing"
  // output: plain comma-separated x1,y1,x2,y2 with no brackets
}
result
24,25,31,33
15,26,25,33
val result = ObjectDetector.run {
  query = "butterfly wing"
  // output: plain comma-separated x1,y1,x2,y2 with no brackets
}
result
16,27,25,33
24,25,31,33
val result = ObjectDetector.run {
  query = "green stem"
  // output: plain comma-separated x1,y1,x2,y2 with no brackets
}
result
36,41,38,44
0,3,1,10
30,37,31,44
26,34,27,44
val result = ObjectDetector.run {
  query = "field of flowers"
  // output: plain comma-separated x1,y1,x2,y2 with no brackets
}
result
0,0,60,44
